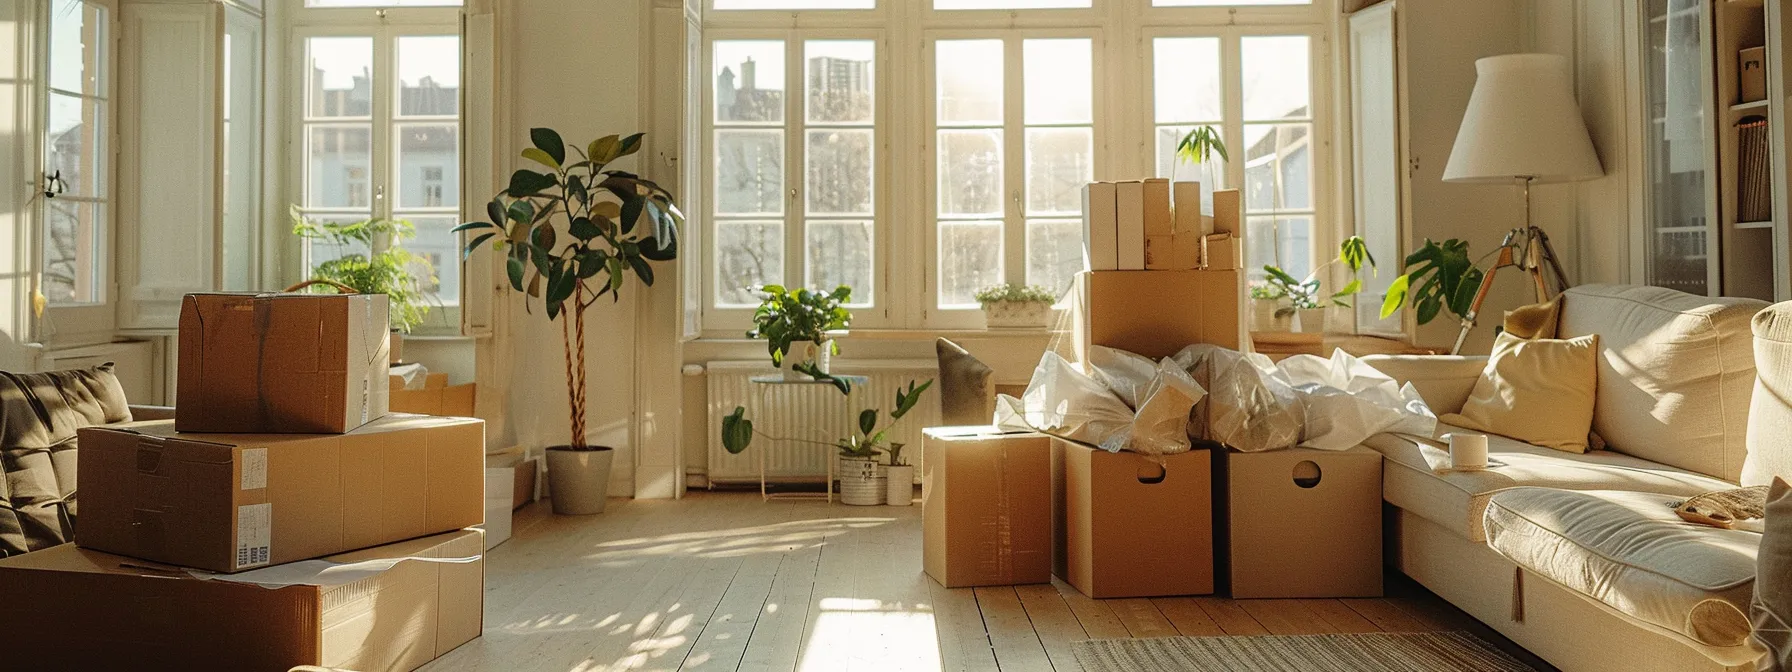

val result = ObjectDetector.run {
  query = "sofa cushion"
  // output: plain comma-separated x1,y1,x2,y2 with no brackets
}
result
1364,422,1735,542
1441,332,1599,453
1752,478,1792,669
1744,305,1792,487
1483,487,1760,652
0,364,132,557
1557,284,1766,482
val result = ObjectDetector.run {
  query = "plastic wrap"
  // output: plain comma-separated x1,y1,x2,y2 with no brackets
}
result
995,351,1205,456
1276,350,1438,451
1174,344,1305,453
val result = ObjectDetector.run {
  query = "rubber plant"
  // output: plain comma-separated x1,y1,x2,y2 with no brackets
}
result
454,129,681,450
291,209,435,332
1379,238,1484,326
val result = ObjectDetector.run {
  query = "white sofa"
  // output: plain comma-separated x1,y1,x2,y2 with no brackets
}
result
1363,284,1778,672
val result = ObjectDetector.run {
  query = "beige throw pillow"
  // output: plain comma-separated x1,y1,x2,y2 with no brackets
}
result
1753,477,1792,670
1502,297,1562,340
1440,332,1599,453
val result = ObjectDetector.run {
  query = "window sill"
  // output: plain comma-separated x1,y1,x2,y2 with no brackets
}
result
696,328,1063,345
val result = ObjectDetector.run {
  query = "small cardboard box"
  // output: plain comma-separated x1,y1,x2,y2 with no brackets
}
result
922,427,1053,588
178,292,390,434
77,415,486,573
1117,181,1148,270
1073,269,1245,361
391,372,478,417
1212,189,1241,235
1741,46,1768,103
1083,182,1119,271
1143,178,1173,236
1219,446,1384,598
0,529,484,672
1173,181,1207,230
1053,439,1213,598
1202,234,1243,271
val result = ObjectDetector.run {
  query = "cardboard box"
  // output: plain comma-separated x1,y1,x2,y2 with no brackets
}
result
1742,46,1768,103
1203,233,1243,271
1082,183,1119,271
78,415,486,573
1116,181,1148,270
922,427,1053,588
0,529,484,672
178,292,391,434
391,372,478,417
1219,446,1384,598
1053,439,1213,598
1212,189,1241,236
1073,269,1245,361
1143,178,1173,236
1173,181,1207,230
483,460,515,550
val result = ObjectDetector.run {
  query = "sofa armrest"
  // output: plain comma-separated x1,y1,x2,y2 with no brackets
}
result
128,405,175,422
1359,354,1488,416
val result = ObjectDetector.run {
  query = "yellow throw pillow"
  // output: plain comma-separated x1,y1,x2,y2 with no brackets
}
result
1441,331,1599,453
1502,297,1562,340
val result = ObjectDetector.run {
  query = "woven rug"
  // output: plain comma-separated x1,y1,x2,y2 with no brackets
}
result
1073,631,1538,672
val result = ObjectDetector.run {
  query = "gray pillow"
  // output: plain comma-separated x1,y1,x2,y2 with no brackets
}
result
0,363,133,556
935,339,994,426
1754,477,1792,669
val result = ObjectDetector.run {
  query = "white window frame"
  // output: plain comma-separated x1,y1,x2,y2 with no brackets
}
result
697,0,1335,336
38,0,119,343
287,4,463,334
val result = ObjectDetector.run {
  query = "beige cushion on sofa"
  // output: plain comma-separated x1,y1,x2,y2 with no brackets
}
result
1441,332,1599,453
1557,284,1766,482
1744,306,1792,487
1753,478,1792,669
1363,423,1736,543
1484,487,1763,663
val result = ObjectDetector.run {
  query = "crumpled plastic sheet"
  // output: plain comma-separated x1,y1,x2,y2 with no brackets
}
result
1276,350,1437,451
995,348,1205,456
1174,344,1305,453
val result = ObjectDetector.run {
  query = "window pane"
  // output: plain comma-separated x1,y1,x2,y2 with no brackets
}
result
716,129,785,215
1027,218,1082,297
42,200,100,304
806,40,874,124
937,130,1003,217
717,221,785,307
1023,39,1092,124
1246,215,1312,280
1242,36,1311,121
1243,123,1312,212
1154,37,1222,123
307,126,373,208
308,0,462,6
936,0,1090,8
1155,0,1307,5
807,220,874,305
939,221,1002,308
405,216,459,305
46,92,103,197
397,124,458,209
807,130,873,215
307,37,373,118
936,40,1003,125
1025,128,1092,215
716,0,873,8
1156,125,1221,212
715,41,785,123
397,36,459,117
48,0,105,96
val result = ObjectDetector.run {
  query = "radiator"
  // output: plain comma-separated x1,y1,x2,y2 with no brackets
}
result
705,359,941,483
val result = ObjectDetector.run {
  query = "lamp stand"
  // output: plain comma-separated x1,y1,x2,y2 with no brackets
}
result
1449,177,1572,355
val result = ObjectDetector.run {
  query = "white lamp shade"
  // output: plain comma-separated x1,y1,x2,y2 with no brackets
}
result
1443,53,1604,184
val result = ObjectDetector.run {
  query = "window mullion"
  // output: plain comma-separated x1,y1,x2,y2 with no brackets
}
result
1004,35,1025,288
1221,32,1246,194
371,28,395,254
785,34,803,293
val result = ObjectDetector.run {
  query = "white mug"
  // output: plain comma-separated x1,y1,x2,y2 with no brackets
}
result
1446,433,1490,469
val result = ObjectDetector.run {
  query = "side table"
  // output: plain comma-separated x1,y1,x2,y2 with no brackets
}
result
748,374,870,503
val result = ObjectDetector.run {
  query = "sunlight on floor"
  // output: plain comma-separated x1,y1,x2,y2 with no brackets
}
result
796,597,942,671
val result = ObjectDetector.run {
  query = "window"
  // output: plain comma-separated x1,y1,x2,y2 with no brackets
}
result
294,29,461,308
42,0,111,307
701,0,1330,332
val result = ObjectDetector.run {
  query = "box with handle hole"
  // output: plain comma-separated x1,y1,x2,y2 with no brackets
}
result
1218,445,1384,598
1052,437,1214,598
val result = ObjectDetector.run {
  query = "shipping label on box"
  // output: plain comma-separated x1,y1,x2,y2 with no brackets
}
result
1053,439,1213,598
77,415,486,573
178,292,391,434
922,427,1053,588
1220,447,1384,598
1073,269,1245,361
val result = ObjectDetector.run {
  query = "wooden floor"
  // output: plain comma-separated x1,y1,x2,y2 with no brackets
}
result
422,490,1531,672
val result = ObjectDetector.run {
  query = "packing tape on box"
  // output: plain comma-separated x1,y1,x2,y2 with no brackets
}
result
177,554,481,589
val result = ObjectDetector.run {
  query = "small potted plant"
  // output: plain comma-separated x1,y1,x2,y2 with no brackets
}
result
722,378,932,506
1264,236,1377,335
291,209,436,361
884,443,914,507
1249,283,1289,332
974,283,1058,329
749,285,852,380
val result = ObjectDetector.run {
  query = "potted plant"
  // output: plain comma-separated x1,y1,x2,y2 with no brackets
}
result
748,285,852,380
974,283,1058,329
453,129,681,515
1380,238,1485,326
1249,283,1290,332
291,210,435,362
722,377,932,507
884,442,914,507
1174,125,1230,212
1263,236,1377,335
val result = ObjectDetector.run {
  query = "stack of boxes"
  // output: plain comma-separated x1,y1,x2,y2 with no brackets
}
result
0,292,488,671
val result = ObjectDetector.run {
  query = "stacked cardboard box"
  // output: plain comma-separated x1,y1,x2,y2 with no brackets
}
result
922,427,1053,588
9,292,488,671
1082,180,1243,272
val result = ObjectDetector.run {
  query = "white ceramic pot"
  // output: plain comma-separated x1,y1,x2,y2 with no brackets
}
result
1251,299,1291,332
779,339,832,381
545,446,613,515
1297,308,1328,334
982,301,1053,329
839,456,886,506
885,465,915,506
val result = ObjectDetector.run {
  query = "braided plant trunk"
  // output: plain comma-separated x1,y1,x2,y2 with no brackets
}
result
560,283,594,449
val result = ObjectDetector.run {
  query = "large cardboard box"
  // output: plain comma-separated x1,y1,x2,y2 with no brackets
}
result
178,292,391,434
1219,446,1384,598
78,415,485,573
922,427,1053,588
391,372,478,417
0,529,483,672
1053,439,1213,598
1072,269,1245,361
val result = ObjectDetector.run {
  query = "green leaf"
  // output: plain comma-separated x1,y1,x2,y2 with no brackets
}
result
589,134,622,164
1380,274,1410,319
617,132,645,159
506,257,525,292
507,170,557,197
464,233,496,260
569,217,601,240
721,407,755,455
547,261,578,306
628,254,655,286
858,409,877,436
639,234,678,262
619,197,643,234
451,221,493,233
530,128,566,166
486,198,506,227
530,223,557,251
892,379,934,420
507,200,535,224
521,147,560,170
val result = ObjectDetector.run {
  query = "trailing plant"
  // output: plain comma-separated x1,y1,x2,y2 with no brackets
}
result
1378,238,1485,326
974,283,1058,305
291,209,434,332
1262,236,1378,316
720,379,934,459
747,285,853,366
454,129,681,450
